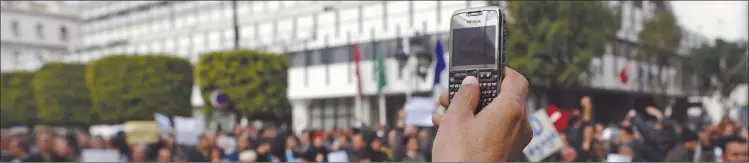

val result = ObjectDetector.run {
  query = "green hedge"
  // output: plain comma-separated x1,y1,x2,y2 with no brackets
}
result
197,50,290,118
32,63,92,125
86,55,194,124
1,72,37,127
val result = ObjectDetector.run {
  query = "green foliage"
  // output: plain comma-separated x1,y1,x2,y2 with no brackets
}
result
86,55,194,124
637,10,682,58
0,72,37,127
32,63,92,125
691,39,749,96
197,49,290,118
504,1,620,88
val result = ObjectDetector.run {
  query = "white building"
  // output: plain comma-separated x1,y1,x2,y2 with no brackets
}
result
0,1,81,72
74,1,707,134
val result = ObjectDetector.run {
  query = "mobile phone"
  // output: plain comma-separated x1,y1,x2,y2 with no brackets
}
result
448,6,507,114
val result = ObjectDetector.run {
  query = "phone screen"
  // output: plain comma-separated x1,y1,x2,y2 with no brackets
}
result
451,25,497,67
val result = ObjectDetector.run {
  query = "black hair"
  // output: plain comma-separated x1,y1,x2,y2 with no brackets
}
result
15,138,31,153
716,136,747,152
568,115,582,126
402,136,419,147
619,125,635,135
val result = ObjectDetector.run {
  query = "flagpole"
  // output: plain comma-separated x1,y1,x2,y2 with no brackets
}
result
379,93,386,125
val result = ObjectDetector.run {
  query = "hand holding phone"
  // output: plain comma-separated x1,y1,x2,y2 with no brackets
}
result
447,6,507,114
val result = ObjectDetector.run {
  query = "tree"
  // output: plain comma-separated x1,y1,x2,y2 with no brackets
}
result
637,10,682,92
197,50,290,121
498,1,620,88
0,72,37,127
32,63,93,126
86,55,194,124
691,39,749,98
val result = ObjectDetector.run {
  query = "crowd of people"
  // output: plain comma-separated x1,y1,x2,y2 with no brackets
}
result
0,118,437,162
2,101,746,162
533,97,749,162
0,70,747,162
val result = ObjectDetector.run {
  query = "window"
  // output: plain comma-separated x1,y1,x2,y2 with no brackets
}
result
307,49,322,66
330,45,350,64
36,23,44,40
60,26,69,41
290,51,306,67
11,20,20,37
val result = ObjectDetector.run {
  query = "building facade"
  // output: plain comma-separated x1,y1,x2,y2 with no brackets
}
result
73,1,708,133
0,1,81,72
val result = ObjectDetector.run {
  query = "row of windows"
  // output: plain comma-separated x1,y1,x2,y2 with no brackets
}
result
7,20,69,42
308,98,355,130
83,1,318,37
83,1,455,48
288,32,449,67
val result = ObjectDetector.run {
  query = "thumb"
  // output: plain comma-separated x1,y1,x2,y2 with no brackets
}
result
443,76,480,123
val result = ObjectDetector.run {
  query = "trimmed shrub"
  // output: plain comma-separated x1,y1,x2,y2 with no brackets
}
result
32,63,92,125
86,55,194,124
0,72,37,127
197,50,290,118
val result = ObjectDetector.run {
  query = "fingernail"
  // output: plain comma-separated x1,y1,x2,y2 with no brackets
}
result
462,76,478,86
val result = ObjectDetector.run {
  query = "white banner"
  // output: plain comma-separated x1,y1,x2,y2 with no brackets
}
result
404,97,436,127
81,149,121,162
173,116,204,145
523,110,564,162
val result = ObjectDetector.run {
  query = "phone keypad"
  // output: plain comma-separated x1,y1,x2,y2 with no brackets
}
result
448,69,501,114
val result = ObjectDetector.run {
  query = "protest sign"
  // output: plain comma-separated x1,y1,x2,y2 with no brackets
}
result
154,113,172,133
523,110,564,162
606,154,633,162
404,97,436,127
327,151,349,162
174,116,203,145
89,124,123,138
123,121,160,145
81,149,121,162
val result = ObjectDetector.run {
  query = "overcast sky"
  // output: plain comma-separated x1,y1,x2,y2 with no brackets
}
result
670,1,748,42
59,1,747,42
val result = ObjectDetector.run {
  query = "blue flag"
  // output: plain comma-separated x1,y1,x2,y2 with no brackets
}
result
434,39,446,87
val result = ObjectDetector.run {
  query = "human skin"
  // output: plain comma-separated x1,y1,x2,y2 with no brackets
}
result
431,68,533,162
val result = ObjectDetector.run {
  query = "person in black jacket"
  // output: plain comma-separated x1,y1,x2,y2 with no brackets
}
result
8,138,44,162
255,137,276,162
281,135,302,162
303,131,329,162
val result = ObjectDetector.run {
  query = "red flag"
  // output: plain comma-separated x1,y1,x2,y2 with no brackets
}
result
619,64,629,84
545,105,572,132
353,44,362,96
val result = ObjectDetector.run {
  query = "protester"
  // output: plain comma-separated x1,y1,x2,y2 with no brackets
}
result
303,131,329,162
401,136,426,162
664,128,701,162
7,138,43,162
718,136,748,162
281,135,302,162
157,148,171,162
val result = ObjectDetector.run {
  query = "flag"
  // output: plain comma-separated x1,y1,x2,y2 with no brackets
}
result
433,39,446,87
376,48,387,93
619,64,629,85
353,44,362,96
